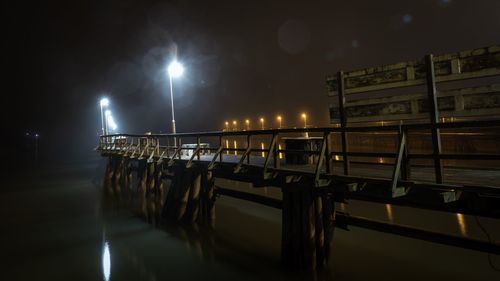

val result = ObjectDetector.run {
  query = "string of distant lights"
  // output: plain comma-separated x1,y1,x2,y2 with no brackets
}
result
222,113,308,131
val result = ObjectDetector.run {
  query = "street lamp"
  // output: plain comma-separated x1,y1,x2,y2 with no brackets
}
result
277,115,282,129
245,119,250,130
301,113,308,127
301,113,308,138
224,121,229,131
167,60,184,135
99,98,109,135
260,117,265,130
233,120,238,131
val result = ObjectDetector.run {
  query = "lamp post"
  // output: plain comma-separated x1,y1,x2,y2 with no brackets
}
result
100,98,109,135
167,60,184,146
245,119,250,130
277,115,282,129
225,121,229,131
233,120,238,131
260,117,265,130
105,110,118,132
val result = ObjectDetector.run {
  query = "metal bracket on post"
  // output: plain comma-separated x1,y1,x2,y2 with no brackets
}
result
137,142,150,160
156,148,168,164
147,142,159,163
123,139,134,157
263,134,278,179
391,126,408,197
168,145,183,167
315,133,331,187
120,143,131,155
208,146,224,171
129,141,140,159
186,144,201,168
234,138,252,173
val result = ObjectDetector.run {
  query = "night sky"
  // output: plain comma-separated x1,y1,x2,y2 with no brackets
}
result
4,0,500,162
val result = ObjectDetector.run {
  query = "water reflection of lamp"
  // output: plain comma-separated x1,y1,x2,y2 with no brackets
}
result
385,204,394,223
102,241,111,281
456,213,467,236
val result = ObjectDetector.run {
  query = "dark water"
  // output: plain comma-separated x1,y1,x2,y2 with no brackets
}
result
1,157,499,280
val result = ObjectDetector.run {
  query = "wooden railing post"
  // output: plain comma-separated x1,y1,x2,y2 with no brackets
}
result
219,135,223,162
425,54,443,184
247,134,251,165
324,132,333,175
337,71,350,175
274,133,280,169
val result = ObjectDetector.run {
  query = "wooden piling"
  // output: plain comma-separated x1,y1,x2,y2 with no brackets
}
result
155,162,165,198
122,158,132,194
103,156,115,195
136,159,147,197
281,184,334,270
113,157,123,194
185,171,202,223
146,162,155,195
162,165,216,225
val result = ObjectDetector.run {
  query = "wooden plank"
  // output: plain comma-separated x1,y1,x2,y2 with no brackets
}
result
329,84,500,123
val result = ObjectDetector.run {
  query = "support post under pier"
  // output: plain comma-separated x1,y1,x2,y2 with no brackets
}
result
162,165,215,225
281,185,334,270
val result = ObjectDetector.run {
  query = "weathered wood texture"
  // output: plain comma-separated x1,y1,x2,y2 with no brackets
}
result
326,45,500,95
281,186,335,270
162,166,215,225
327,45,500,123
329,84,500,122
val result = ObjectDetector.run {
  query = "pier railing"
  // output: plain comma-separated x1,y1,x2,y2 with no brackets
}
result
98,119,500,195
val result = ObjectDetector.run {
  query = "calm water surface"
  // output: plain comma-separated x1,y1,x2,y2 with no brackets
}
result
1,157,499,280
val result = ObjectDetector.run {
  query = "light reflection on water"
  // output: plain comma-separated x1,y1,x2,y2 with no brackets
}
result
385,204,394,223
102,241,111,281
456,213,467,236
100,174,500,281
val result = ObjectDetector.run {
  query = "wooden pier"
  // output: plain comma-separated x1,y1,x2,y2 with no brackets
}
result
97,45,500,269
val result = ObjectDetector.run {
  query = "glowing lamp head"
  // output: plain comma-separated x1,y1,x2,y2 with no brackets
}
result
277,116,282,121
245,119,250,124
301,113,307,119
100,98,109,107
260,118,264,123
225,121,229,126
233,120,237,125
167,61,184,78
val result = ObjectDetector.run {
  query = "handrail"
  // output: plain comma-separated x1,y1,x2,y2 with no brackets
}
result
99,119,500,139
98,119,500,189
